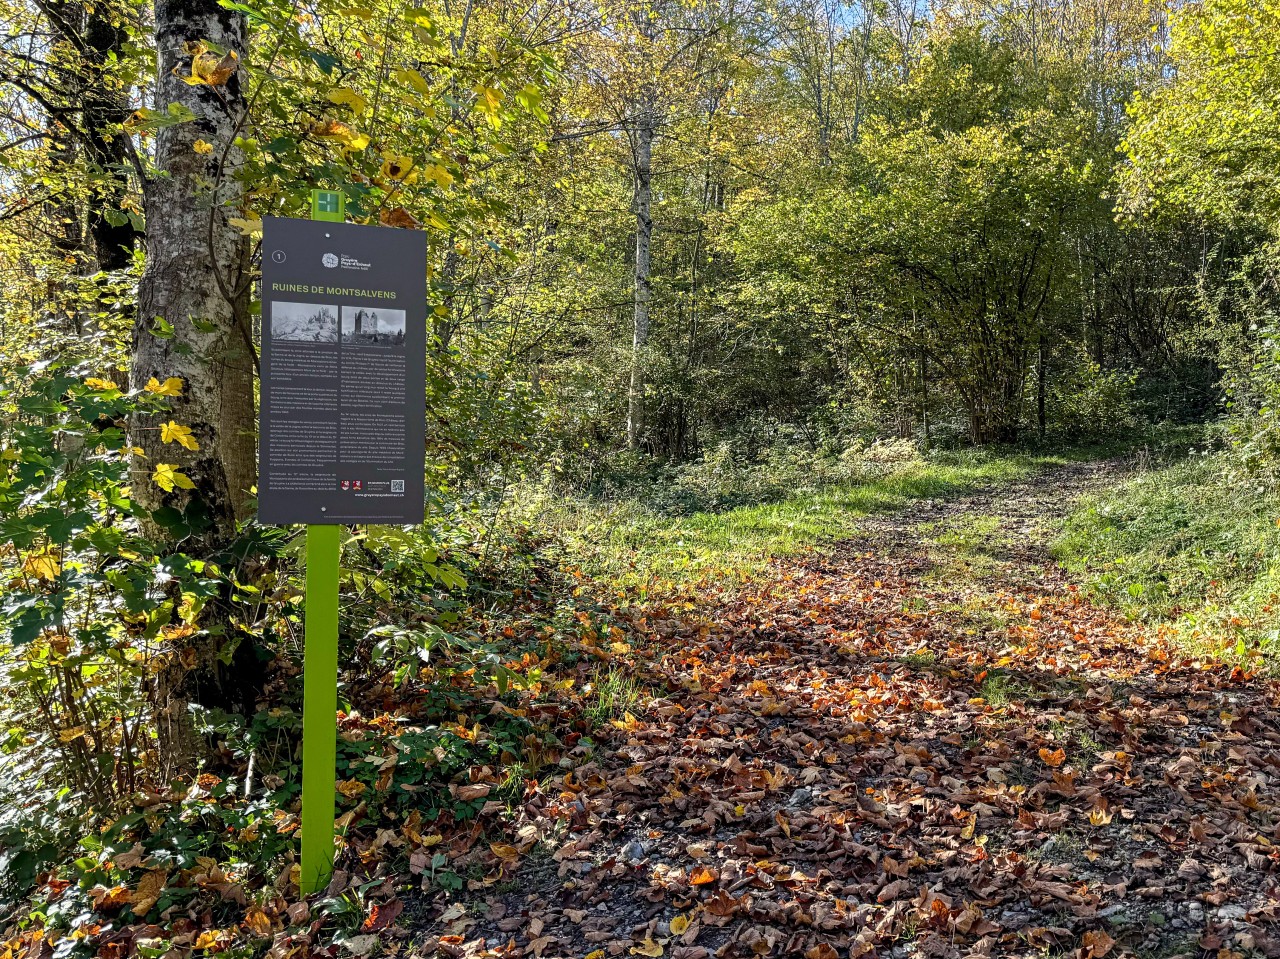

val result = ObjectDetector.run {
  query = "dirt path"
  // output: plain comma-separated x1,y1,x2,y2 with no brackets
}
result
427,460,1280,959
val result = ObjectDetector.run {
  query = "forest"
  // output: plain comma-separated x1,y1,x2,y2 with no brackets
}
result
3,0,1280,956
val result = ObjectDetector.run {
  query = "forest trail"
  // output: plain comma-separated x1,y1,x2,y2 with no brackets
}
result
432,460,1280,959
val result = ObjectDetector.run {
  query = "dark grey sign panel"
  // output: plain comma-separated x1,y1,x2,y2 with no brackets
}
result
259,217,426,525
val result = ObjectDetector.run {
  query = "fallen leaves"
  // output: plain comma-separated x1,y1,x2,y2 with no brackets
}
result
1081,928,1116,958
361,898,404,932
1039,746,1067,767
129,870,167,916
243,905,272,938
33,467,1280,959
423,470,1280,959
688,866,718,885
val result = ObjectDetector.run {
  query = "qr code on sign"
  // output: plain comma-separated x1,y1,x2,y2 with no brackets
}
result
391,479,405,493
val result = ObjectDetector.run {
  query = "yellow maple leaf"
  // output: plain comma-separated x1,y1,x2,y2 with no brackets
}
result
85,377,118,390
193,929,231,951
670,915,689,935
472,85,504,129
193,139,214,155
630,940,663,957
489,842,520,862
611,711,640,731
24,553,61,581
144,376,183,396
160,421,199,451
152,464,195,493
328,87,370,114
180,42,238,87
474,85,503,114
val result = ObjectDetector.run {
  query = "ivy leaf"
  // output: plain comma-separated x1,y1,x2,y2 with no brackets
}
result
152,464,196,492
160,421,199,451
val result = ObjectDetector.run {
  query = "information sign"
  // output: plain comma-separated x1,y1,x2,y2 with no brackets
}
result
259,216,426,525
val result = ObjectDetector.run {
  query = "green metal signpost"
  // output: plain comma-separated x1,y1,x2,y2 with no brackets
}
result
299,188,345,895
268,187,424,894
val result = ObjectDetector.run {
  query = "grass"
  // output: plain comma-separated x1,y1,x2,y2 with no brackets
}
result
583,666,645,728
1054,449,1280,662
897,650,938,669
979,673,1030,706
921,512,1010,579
523,446,1109,591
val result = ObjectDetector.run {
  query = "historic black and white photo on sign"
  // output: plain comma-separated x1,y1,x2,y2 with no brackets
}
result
341,306,407,347
272,301,338,343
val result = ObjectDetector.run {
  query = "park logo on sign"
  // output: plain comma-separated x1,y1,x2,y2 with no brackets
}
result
322,252,339,268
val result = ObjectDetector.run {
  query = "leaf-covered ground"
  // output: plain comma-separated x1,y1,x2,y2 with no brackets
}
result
422,461,1280,959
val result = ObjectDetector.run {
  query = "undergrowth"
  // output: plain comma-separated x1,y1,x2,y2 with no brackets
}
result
1056,445,1280,663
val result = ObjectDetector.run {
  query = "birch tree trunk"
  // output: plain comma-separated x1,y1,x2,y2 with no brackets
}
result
131,0,255,546
130,0,257,771
627,108,654,449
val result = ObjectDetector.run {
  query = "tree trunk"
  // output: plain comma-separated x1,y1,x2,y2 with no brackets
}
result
627,108,654,449
918,346,930,449
83,5,139,274
130,0,257,771
131,0,255,545
1037,335,1047,441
